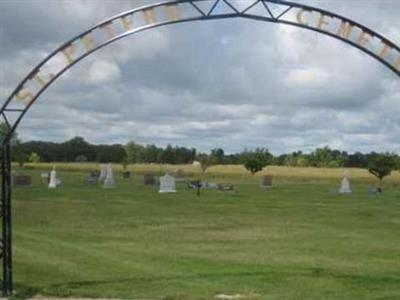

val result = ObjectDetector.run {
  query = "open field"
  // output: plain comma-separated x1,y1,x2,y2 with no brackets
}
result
21,163,400,184
9,166,400,299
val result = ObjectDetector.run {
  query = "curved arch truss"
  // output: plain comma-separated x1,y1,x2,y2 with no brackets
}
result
1,0,399,295
1,0,399,145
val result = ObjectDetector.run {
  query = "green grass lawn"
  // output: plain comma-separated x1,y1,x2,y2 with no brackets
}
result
11,170,400,299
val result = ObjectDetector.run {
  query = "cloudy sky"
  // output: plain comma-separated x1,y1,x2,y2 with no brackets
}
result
0,0,399,154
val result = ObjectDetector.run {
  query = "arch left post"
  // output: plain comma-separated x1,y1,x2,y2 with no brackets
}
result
1,142,13,296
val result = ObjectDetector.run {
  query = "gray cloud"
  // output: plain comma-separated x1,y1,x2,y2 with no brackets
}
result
0,0,399,154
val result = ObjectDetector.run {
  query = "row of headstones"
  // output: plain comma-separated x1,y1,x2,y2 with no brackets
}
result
13,168,380,195
16,164,172,191
84,164,123,189
333,175,382,195
85,165,241,192
83,164,177,192
13,172,270,191
11,166,62,188
39,166,61,188
13,165,272,191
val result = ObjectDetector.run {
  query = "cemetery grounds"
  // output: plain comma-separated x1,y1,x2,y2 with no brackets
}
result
10,164,400,300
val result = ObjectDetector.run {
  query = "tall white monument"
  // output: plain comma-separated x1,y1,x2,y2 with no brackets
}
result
48,165,57,188
103,163,115,188
159,172,176,193
339,172,352,194
99,164,107,182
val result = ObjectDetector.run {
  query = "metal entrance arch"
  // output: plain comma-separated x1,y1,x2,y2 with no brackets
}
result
1,0,399,295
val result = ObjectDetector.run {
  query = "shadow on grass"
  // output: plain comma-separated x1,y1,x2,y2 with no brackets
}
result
40,268,400,293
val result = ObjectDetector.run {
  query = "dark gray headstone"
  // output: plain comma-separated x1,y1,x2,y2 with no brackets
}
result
261,175,273,188
84,175,98,186
187,180,202,189
144,173,156,186
13,174,31,187
90,170,100,178
218,183,234,191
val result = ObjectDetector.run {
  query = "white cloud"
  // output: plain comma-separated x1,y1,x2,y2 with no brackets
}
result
285,67,331,88
86,60,121,84
1,0,399,154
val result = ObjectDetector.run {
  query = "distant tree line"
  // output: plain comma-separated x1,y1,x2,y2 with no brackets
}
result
12,137,197,165
9,136,400,170
273,147,400,169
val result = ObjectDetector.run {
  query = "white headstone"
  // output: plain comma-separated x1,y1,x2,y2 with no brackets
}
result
159,173,176,193
99,164,107,182
48,166,57,188
339,175,351,194
103,163,115,188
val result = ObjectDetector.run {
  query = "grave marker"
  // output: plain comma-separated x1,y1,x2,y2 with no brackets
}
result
339,173,352,194
144,173,156,186
12,173,31,187
48,166,57,188
103,163,115,188
159,172,176,193
261,175,273,188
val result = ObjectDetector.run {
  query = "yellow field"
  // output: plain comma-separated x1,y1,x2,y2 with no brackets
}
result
20,162,400,184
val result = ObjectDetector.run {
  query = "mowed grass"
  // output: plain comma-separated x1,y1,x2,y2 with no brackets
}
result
11,166,400,300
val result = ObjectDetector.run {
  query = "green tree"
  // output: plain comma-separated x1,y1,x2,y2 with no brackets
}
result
346,152,368,168
145,144,161,163
124,141,137,164
121,157,128,171
309,146,334,167
368,153,397,190
211,148,225,164
96,144,125,163
158,144,175,164
192,153,215,197
14,148,29,167
29,152,40,163
296,155,309,167
197,153,214,174
62,136,95,161
242,148,272,175
284,154,297,167
75,154,88,162
244,158,267,175
12,137,28,167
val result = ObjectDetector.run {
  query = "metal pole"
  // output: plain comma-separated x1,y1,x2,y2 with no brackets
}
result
1,142,12,296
